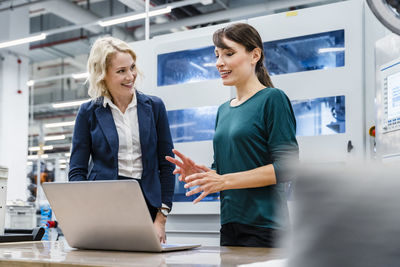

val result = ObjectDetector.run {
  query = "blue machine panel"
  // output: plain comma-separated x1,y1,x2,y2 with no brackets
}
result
264,29,345,75
292,95,346,136
157,30,345,87
167,106,218,143
158,46,219,87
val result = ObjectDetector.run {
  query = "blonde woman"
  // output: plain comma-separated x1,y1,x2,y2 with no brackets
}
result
69,37,175,243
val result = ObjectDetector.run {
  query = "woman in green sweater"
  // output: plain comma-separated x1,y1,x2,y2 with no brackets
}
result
166,23,299,247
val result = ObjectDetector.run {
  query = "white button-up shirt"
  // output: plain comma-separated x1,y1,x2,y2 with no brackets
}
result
103,95,143,179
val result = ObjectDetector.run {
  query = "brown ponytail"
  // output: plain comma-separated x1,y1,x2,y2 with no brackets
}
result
256,61,274,88
213,23,274,88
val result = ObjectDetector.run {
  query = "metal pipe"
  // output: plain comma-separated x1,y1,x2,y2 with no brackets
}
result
0,0,47,13
145,0,149,40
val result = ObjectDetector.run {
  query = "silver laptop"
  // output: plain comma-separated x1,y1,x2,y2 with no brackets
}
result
42,180,201,252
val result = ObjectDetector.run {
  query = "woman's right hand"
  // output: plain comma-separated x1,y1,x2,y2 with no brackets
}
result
165,149,211,181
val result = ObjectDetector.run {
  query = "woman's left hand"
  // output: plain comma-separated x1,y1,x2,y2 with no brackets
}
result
153,212,167,243
184,171,226,204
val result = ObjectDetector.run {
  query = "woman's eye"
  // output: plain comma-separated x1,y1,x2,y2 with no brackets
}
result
117,69,124,73
227,52,234,56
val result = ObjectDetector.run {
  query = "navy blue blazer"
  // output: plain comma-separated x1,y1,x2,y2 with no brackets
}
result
68,91,175,208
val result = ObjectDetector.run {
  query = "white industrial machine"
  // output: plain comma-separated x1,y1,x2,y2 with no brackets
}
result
130,0,374,245
250,0,365,163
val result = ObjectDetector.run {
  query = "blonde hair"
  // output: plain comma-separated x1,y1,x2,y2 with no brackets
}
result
86,36,137,99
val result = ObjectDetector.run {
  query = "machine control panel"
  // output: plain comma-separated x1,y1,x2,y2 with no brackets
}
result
380,58,400,133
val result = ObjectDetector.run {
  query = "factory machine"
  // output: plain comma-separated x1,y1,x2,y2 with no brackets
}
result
368,0,400,163
130,0,375,245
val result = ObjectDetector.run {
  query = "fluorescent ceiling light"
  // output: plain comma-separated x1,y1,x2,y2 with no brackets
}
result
59,159,68,164
44,135,66,141
148,6,172,16
318,47,345,53
65,152,71,157
27,154,49,160
71,72,89,80
29,145,54,152
0,33,46,49
27,161,33,166
27,80,35,86
45,121,75,128
27,72,88,86
59,164,67,169
98,6,172,27
52,99,90,108
201,0,213,4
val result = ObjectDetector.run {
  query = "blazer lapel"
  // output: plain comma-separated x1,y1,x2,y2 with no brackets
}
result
95,104,119,156
137,92,152,169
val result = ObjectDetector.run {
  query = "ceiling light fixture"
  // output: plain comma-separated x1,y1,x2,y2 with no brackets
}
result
52,99,90,109
44,135,66,141
27,72,88,86
27,154,49,160
0,33,46,49
71,72,89,80
45,121,75,128
98,6,172,27
27,80,35,86
28,145,54,152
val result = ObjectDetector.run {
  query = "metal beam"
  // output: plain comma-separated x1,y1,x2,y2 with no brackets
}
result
134,0,341,39
30,0,132,41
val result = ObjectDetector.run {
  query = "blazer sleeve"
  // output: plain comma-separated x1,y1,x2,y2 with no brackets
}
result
68,103,92,181
152,97,175,208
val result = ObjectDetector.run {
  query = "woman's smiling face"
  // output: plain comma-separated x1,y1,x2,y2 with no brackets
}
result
104,51,137,97
215,37,257,87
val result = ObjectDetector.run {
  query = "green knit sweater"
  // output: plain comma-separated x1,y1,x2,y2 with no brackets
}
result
213,88,299,229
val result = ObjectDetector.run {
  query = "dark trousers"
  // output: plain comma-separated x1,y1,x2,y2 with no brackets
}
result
118,175,158,221
220,222,286,248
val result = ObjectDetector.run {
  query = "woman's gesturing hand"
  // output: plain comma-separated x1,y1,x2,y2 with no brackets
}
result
165,149,211,181
184,171,225,204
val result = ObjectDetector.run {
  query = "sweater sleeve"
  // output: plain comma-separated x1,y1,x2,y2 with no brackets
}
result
211,107,220,171
264,89,299,183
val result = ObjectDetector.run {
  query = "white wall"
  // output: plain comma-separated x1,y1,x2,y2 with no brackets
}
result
0,7,30,201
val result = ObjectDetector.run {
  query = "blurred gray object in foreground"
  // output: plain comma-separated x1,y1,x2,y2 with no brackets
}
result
288,163,400,267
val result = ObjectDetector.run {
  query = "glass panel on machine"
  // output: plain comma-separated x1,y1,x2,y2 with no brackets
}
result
167,106,218,143
157,30,344,87
157,46,219,87
173,180,220,202
292,95,346,136
264,29,345,75
167,106,219,202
